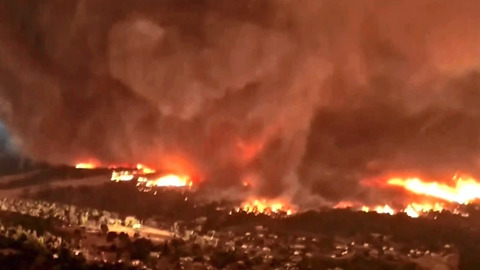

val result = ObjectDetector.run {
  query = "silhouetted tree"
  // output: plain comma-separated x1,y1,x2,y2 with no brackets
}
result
106,231,117,242
100,224,109,235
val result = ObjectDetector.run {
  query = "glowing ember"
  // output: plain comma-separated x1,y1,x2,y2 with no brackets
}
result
239,198,294,216
388,175,480,204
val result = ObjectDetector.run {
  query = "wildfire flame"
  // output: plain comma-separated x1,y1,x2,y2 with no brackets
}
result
335,201,446,218
373,205,395,215
75,162,98,169
238,198,294,216
78,158,478,218
141,174,192,188
336,202,396,215
402,203,445,218
335,174,480,218
237,140,264,163
111,171,135,182
76,161,156,173
75,160,193,188
136,164,156,174
388,175,480,204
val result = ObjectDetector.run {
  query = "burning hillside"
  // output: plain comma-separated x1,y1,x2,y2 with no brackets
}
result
334,174,480,218
75,162,193,188
237,198,295,216
73,160,480,219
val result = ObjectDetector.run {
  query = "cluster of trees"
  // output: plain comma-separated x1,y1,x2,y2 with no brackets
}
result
0,211,61,235
102,231,156,261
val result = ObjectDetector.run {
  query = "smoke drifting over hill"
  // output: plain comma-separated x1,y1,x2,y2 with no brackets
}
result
0,0,480,205
0,122,12,153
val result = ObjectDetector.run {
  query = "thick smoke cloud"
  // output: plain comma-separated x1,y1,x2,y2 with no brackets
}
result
0,0,480,206
0,121,13,154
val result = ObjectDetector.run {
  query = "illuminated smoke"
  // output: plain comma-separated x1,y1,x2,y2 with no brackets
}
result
0,1,480,206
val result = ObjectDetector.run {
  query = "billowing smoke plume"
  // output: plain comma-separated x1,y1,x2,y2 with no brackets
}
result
0,0,480,206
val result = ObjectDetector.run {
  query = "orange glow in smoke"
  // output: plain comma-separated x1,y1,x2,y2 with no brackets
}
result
236,140,264,163
157,154,201,183
239,198,294,216
388,175,480,204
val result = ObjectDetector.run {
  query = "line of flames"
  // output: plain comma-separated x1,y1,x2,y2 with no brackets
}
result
335,174,480,218
241,174,480,218
112,170,192,188
236,198,295,216
76,161,479,218
334,201,470,218
76,162,192,188
338,202,445,218
75,162,293,215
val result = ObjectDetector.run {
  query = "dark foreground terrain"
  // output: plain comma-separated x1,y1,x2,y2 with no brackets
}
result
0,180,472,269
0,169,476,269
